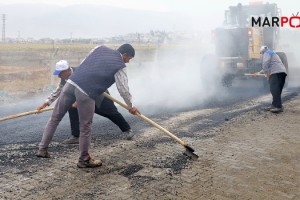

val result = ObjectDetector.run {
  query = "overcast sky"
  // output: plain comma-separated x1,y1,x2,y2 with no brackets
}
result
0,0,299,39
0,0,298,13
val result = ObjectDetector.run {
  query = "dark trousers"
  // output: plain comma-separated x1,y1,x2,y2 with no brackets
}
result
269,73,286,108
68,95,131,137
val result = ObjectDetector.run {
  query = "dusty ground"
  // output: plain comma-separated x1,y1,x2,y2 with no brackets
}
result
0,93,299,199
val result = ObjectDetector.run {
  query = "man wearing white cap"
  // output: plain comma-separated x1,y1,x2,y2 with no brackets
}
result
37,60,133,145
255,46,287,113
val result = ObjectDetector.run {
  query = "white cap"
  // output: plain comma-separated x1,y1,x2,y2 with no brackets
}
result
260,46,268,54
53,60,69,75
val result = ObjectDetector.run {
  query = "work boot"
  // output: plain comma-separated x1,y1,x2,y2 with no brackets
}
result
264,105,275,111
62,136,79,144
124,129,134,140
270,107,284,113
77,159,102,168
36,149,50,158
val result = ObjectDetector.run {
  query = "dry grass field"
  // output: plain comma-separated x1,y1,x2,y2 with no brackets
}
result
0,43,95,99
0,43,160,101
0,65,49,93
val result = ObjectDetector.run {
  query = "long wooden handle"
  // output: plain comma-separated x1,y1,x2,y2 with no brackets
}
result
102,92,187,146
243,73,267,77
0,107,54,122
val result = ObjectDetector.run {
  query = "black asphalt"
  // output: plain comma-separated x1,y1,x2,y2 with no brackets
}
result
0,85,288,145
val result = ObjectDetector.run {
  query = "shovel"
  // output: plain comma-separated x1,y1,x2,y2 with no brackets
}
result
102,92,199,160
0,107,54,122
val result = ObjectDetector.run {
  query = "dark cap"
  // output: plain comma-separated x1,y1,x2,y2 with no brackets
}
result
117,44,135,57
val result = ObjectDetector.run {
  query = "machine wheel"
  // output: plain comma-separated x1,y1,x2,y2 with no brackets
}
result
222,74,234,87
276,52,288,71
262,77,269,88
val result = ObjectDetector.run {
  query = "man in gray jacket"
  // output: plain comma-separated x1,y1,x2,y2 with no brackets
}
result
36,44,139,168
256,46,287,113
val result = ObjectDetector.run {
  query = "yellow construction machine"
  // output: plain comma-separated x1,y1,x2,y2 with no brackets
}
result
210,2,288,87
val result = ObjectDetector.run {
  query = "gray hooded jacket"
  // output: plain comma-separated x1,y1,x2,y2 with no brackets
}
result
261,50,287,75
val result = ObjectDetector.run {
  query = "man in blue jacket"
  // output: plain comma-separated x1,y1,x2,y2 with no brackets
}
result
256,46,287,113
36,44,139,168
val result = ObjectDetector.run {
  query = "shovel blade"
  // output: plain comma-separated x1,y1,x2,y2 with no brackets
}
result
183,147,199,160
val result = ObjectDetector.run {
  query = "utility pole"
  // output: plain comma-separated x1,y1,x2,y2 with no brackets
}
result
2,14,6,42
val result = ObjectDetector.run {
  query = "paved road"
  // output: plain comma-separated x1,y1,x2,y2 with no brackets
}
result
0,83,271,145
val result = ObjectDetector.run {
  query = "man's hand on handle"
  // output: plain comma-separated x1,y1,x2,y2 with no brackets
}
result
36,102,48,113
254,72,269,78
72,102,77,108
129,107,140,115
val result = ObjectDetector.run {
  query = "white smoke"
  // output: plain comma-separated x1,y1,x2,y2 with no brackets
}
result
278,29,300,88
109,38,225,114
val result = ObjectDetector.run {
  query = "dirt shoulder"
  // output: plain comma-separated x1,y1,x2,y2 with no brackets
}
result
1,94,300,199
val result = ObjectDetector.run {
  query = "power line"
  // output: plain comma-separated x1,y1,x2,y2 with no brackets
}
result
2,14,6,42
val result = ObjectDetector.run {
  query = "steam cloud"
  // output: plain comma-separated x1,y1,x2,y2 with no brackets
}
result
109,39,225,114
